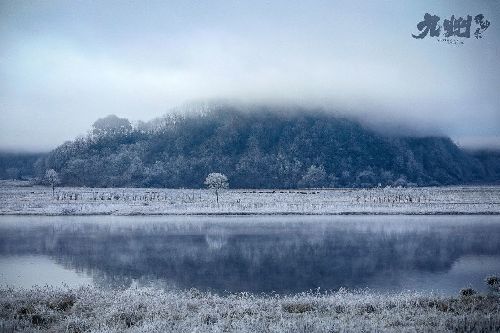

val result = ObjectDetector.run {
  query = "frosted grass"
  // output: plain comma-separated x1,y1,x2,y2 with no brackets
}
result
1,185,499,216
1,286,499,332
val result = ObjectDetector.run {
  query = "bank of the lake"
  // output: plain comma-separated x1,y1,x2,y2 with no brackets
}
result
1,184,499,216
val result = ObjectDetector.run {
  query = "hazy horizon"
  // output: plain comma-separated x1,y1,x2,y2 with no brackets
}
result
1,0,499,151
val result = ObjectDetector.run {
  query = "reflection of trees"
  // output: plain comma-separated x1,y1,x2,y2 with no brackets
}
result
0,219,499,293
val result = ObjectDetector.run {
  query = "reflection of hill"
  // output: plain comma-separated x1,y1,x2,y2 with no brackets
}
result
0,217,499,293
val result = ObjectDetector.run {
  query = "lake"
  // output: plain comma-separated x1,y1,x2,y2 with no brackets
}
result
0,215,499,295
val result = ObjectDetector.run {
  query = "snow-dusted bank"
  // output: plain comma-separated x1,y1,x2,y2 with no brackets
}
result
1,286,499,333
1,183,499,215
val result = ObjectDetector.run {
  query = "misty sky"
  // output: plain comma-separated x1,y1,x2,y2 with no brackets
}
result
1,0,499,151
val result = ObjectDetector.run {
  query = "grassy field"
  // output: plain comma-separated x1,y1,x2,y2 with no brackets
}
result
1,285,499,333
0,182,499,215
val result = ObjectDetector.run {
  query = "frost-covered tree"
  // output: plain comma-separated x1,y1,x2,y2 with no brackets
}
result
393,176,408,188
356,169,376,187
92,114,132,138
204,173,229,204
45,169,60,196
299,165,326,188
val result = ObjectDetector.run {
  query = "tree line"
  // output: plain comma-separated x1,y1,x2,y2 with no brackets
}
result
9,105,500,188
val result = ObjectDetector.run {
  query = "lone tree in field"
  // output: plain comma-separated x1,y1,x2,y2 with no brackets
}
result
45,169,60,196
204,173,229,204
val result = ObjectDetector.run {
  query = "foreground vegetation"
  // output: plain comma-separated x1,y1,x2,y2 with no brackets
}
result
1,285,499,333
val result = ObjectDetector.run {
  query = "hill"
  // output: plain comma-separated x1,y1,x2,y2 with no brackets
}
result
33,106,498,188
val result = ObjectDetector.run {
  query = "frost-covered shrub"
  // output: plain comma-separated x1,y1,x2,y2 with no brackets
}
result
486,275,499,287
460,288,476,297
486,275,500,293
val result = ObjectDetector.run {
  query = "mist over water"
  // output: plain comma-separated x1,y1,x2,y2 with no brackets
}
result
1,215,499,295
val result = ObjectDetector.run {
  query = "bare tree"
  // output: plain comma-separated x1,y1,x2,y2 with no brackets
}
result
45,169,60,196
204,173,229,204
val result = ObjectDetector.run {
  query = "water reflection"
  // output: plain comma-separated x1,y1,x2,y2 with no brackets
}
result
0,215,499,294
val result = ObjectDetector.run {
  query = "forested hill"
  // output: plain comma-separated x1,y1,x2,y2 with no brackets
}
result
33,106,499,188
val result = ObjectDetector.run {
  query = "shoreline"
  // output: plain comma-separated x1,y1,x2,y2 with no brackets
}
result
2,185,500,216
2,211,500,216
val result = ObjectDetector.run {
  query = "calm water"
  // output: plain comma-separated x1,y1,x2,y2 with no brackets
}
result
0,215,499,295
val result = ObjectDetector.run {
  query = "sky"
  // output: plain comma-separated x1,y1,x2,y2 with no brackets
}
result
0,0,499,151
